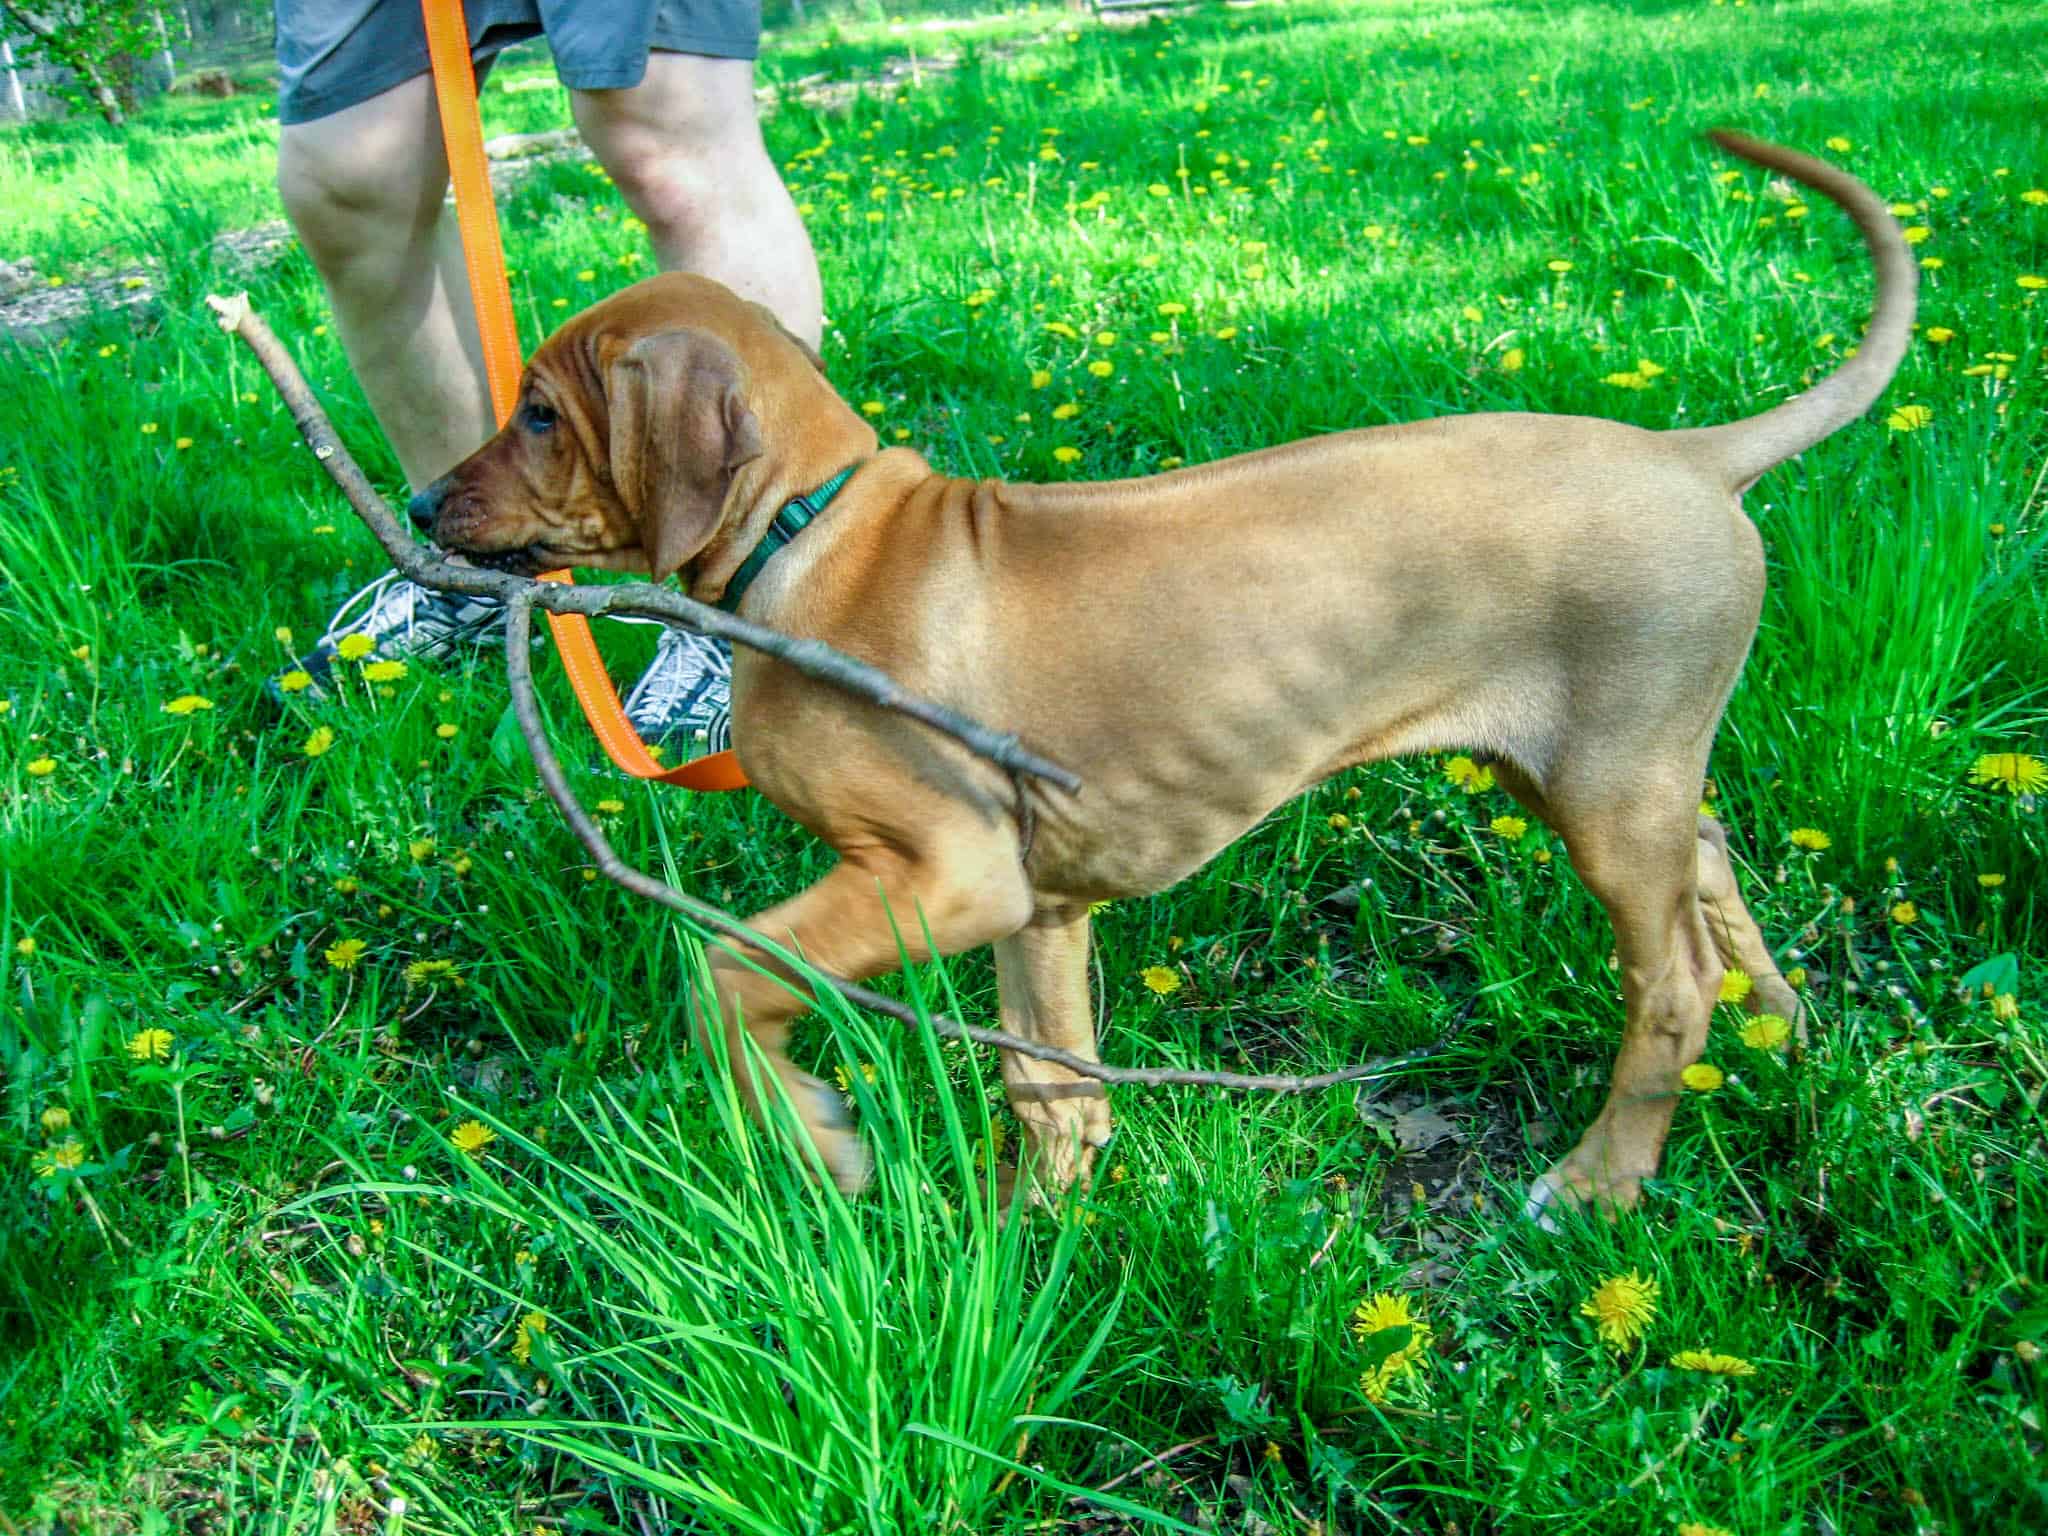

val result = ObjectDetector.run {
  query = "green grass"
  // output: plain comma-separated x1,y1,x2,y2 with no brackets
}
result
3,1,2046,1531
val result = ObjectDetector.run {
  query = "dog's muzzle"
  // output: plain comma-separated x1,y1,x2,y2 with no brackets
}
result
407,481,446,534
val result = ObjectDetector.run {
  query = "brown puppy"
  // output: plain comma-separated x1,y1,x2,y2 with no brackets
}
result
416,132,1912,1220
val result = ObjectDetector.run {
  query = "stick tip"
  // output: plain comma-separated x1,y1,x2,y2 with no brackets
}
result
204,292,251,331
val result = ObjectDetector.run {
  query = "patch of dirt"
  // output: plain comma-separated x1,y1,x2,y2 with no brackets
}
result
1357,1085,1543,1287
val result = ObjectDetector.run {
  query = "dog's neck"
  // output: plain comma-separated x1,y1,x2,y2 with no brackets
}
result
686,402,877,605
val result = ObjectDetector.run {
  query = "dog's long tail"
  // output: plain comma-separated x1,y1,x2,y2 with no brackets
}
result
1670,130,1917,493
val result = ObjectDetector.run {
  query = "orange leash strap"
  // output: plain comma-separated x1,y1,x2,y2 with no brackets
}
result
419,0,749,792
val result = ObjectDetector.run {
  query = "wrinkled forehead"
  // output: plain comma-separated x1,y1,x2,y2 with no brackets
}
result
533,273,757,377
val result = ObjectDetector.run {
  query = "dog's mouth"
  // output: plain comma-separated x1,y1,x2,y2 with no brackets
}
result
441,541,557,577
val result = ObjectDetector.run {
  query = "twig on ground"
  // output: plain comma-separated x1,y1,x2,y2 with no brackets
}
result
217,290,1466,1094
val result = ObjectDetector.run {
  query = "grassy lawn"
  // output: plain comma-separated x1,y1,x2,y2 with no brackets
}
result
3,1,2044,1530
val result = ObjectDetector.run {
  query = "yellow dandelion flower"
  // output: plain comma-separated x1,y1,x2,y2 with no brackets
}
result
1546,259,1573,273
277,668,313,694
1789,827,1832,851
404,958,459,987
40,1105,70,1135
1157,302,1188,317
1461,304,1484,323
2020,275,2048,290
128,1027,175,1062
302,725,336,757
1900,225,1931,245
1094,330,1117,345
435,722,458,739
1052,402,1080,420
1890,900,1918,925
1970,753,2045,794
1044,321,1080,340
1739,1014,1792,1051
595,798,625,815
2022,189,2048,206
1718,968,1754,1005
1887,404,1933,432
1500,347,1525,372
361,659,408,683
27,757,57,777
1923,326,1954,344
1581,1270,1659,1348
1678,1525,1735,1536
1681,1062,1725,1092
1490,815,1529,840
511,1311,548,1364
161,695,214,715
175,437,193,451
17,937,37,957
1147,182,1171,197
409,838,436,862
860,400,884,417
1825,136,1852,152
1604,370,1652,389
1053,446,1082,464
141,421,159,435
1991,993,2019,1022
325,937,367,969
1213,325,1238,340
1352,1292,1434,1402
1442,755,1494,793
335,633,375,662
35,1140,86,1177
1670,1349,1756,1377
1978,872,2005,888
1140,965,1181,995
450,1119,497,1156
1029,369,1052,388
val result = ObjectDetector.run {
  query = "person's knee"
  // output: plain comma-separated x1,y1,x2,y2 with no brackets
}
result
277,92,445,266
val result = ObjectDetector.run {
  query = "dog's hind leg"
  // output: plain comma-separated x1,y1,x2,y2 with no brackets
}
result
1693,814,1805,1040
1516,761,1725,1224
993,904,1113,1200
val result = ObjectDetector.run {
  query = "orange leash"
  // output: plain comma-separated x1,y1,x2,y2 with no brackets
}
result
419,0,749,792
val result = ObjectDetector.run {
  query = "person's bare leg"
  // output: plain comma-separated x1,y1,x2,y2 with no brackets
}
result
571,52,822,348
276,75,494,490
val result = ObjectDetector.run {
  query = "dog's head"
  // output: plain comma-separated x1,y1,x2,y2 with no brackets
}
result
411,273,859,584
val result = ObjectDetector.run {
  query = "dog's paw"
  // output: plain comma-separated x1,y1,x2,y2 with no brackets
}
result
794,1074,871,1195
1523,1160,1642,1229
1521,1168,1576,1232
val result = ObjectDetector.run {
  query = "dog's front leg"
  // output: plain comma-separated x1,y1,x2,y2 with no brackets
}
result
694,836,1031,1193
994,904,1113,1200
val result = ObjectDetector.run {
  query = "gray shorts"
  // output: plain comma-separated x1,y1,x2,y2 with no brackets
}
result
276,0,760,125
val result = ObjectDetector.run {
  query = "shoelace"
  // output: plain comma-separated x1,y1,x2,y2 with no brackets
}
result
624,628,731,720
318,571,494,651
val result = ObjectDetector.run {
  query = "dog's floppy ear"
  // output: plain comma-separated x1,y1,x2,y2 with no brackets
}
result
605,328,764,581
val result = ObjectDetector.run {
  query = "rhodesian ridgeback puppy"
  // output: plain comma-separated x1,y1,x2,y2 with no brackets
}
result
414,132,1912,1220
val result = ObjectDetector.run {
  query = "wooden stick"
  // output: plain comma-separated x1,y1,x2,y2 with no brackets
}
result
204,291,1080,795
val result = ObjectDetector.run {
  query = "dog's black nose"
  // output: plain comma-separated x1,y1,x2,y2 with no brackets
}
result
407,484,442,533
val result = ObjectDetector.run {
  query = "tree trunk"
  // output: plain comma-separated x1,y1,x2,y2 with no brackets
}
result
3,4,128,124
2,37,27,120
153,6,175,90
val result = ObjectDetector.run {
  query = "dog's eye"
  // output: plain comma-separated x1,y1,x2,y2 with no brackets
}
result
524,402,558,435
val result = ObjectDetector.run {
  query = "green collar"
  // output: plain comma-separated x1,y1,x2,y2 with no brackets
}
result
716,464,859,613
